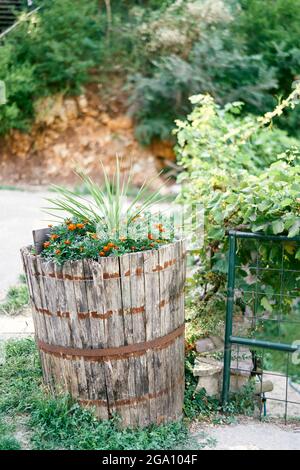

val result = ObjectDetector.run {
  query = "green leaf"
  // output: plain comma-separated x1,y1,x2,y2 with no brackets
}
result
272,219,284,235
288,219,300,238
261,297,273,312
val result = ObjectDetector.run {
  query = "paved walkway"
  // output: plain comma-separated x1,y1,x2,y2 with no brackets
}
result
0,189,52,300
196,418,300,450
0,307,34,342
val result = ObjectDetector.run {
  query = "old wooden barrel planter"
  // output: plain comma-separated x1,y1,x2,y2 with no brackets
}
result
21,236,186,428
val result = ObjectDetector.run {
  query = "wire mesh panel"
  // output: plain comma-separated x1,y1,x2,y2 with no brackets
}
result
222,231,300,423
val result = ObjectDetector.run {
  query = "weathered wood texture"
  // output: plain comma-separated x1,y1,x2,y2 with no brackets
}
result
20,240,186,427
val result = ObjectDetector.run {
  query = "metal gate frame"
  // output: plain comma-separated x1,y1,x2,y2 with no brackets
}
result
222,230,300,410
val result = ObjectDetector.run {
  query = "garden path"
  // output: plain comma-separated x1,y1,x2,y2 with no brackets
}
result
195,418,300,450
0,188,53,300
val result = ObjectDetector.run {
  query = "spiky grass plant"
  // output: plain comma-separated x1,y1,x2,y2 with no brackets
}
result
45,158,166,238
41,158,174,263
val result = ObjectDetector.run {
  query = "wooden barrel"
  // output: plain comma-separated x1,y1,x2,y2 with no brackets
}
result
21,240,186,427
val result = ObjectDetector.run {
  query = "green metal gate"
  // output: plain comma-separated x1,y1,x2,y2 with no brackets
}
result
222,230,300,422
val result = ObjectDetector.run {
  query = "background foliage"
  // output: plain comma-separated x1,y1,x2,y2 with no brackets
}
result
0,0,103,134
1,0,300,141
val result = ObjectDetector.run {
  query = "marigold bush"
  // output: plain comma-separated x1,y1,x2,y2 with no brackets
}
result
41,216,174,264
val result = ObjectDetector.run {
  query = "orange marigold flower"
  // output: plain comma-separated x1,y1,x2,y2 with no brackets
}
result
76,223,85,229
148,233,154,240
99,251,105,257
50,234,59,240
64,240,71,245
103,246,110,252
150,242,155,247
119,236,127,242
67,224,76,231
43,241,50,248
107,242,114,248
55,249,61,255
91,233,98,240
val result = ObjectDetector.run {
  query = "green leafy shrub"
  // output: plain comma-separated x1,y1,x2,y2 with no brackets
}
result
176,88,300,333
128,0,300,143
233,0,300,64
0,0,104,134
231,0,300,136
1,0,300,143
129,32,277,144
133,0,232,62
10,0,103,94
0,44,37,133
175,94,299,175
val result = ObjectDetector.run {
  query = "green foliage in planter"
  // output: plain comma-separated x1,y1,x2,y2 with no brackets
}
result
43,159,174,263
176,88,300,335
41,215,173,264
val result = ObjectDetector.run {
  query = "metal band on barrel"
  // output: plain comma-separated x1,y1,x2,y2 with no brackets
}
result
38,324,185,361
